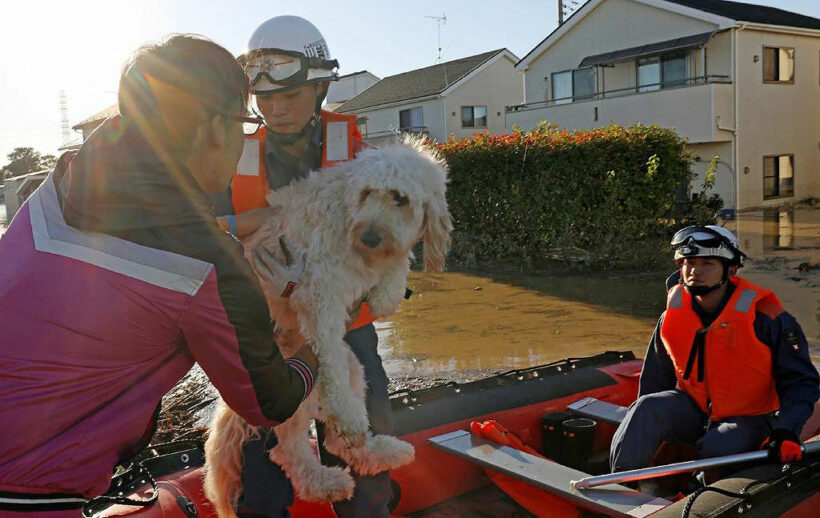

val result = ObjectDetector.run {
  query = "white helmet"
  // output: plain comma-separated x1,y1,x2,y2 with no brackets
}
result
671,225,745,267
240,16,339,95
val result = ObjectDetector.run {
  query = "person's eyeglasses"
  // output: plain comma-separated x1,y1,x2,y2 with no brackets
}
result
230,112,265,135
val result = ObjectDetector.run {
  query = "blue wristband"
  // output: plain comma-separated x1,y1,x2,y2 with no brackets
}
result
225,215,238,237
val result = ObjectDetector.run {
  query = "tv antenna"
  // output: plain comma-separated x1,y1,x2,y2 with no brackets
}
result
559,0,581,25
425,13,447,63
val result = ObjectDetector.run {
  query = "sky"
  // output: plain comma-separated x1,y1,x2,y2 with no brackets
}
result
1,0,818,166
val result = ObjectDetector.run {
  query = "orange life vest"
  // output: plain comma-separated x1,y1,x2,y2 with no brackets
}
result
660,277,783,421
230,109,375,330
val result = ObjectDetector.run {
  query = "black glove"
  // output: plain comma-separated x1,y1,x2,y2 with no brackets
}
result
762,428,802,463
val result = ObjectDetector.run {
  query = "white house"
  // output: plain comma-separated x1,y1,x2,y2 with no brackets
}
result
507,0,820,212
325,71,380,111
337,49,522,146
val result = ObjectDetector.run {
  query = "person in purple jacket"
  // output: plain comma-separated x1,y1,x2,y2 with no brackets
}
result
0,35,317,517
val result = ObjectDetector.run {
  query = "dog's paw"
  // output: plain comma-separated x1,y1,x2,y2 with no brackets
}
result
343,435,416,476
293,466,355,502
369,435,416,468
325,413,369,450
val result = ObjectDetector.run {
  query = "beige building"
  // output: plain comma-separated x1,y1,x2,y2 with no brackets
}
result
508,0,820,212
337,49,522,146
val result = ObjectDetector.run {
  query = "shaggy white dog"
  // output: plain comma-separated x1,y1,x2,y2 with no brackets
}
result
204,139,452,517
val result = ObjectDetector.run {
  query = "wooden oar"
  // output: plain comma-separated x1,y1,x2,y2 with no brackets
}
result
571,441,820,489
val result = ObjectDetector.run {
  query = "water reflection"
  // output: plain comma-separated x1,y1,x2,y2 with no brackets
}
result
378,271,663,379
730,206,819,364
378,207,819,377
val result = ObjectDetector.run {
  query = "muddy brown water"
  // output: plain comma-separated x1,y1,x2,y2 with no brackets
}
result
378,207,820,378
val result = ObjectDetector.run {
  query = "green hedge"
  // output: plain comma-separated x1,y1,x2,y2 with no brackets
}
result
436,123,721,269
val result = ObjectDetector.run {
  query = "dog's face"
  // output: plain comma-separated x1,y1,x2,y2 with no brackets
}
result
349,186,426,265
345,141,452,271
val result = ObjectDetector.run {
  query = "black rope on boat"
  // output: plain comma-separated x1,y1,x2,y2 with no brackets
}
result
82,463,159,517
81,439,204,517
680,460,820,518
680,485,749,518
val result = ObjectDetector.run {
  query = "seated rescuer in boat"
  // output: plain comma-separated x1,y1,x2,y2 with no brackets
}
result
610,225,819,474
0,35,318,517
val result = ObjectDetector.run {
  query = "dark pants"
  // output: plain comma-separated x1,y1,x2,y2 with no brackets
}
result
610,389,774,473
239,323,393,518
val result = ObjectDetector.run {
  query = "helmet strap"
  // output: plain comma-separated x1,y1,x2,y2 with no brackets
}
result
684,280,725,297
682,260,729,297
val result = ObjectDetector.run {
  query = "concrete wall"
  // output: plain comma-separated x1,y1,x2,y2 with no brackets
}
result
443,54,523,139
522,0,719,103
734,27,820,209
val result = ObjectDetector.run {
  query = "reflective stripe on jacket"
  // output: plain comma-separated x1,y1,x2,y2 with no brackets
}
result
660,277,782,421
229,109,375,330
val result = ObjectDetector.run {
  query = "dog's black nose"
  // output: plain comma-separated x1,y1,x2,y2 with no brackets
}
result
360,228,381,248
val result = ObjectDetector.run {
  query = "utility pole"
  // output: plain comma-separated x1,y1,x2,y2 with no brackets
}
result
59,90,70,147
425,13,447,63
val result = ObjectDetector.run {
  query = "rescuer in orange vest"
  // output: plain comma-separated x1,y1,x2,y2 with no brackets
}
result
208,16,393,518
610,226,818,480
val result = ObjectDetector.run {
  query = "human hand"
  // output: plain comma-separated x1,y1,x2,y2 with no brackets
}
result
762,428,802,463
242,207,279,237
250,236,305,299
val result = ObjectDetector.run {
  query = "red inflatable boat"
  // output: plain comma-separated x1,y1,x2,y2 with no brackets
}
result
93,351,820,518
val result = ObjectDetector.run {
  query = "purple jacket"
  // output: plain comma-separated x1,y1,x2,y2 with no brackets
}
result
0,118,312,500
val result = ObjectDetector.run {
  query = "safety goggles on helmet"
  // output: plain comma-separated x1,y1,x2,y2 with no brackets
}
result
671,226,745,265
242,49,338,93
671,226,727,249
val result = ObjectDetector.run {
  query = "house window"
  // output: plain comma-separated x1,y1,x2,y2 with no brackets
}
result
661,53,687,87
572,68,596,100
551,70,572,104
399,106,423,130
763,154,794,199
551,68,596,103
763,47,794,83
638,53,688,92
638,58,660,92
461,106,487,128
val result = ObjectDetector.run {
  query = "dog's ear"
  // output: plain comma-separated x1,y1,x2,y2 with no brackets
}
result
422,193,453,273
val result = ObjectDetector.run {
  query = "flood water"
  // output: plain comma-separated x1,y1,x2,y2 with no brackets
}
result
377,207,820,380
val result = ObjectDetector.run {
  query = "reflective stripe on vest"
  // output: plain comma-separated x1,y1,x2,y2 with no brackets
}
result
659,277,782,421
231,130,268,214
229,110,374,329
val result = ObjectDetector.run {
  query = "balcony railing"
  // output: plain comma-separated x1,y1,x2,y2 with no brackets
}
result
507,75,731,113
362,126,429,140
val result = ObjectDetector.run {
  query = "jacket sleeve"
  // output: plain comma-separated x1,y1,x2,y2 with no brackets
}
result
757,311,820,435
638,314,678,397
178,247,313,427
